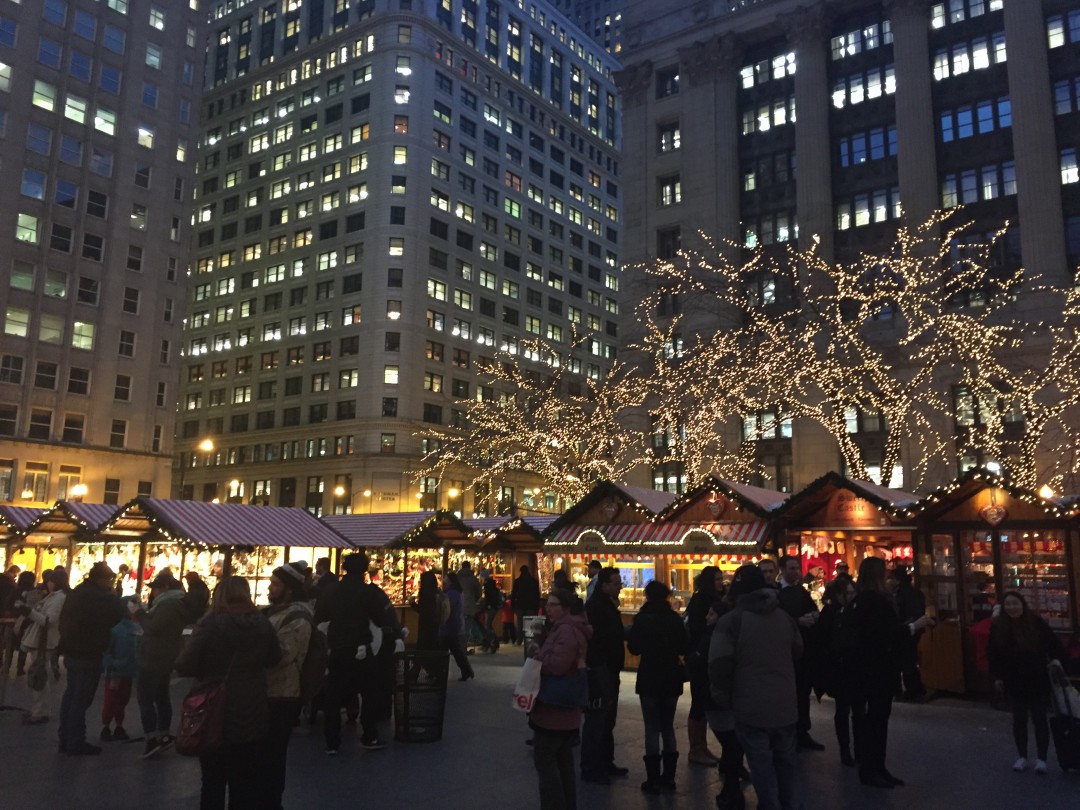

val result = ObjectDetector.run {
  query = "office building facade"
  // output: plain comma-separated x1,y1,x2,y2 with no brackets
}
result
0,0,204,506
617,0,1080,492
179,0,622,515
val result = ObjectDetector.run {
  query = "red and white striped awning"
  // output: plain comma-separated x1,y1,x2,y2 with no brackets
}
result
644,522,768,549
545,522,658,547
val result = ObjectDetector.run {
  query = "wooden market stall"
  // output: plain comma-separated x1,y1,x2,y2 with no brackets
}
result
649,477,788,610
466,514,554,589
770,472,920,604
18,502,121,585
0,505,47,575
543,482,677,611
99,498,354,602
906,468,1080,695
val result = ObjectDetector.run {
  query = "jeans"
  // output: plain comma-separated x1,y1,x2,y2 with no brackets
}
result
639,694,679,757
199,740,265,810
101,677,133,728
357,646,394,741
265,699,302,810
580,667,619,775
442,634,474,679
137,667,173,736
534,728,579,810
735,722,801,810
851,690,892,777
1011,694,1050,760
323,650,361,750
59,656,103,749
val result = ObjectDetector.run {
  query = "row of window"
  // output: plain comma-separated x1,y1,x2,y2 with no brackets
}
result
838,125,898,167
930,0,1003,28
0,404,133,450
2,309,149,357
741,96,797,135
831,21,893,61
836,186,902,230
1047,10,1080,48
941,160,1017,207
832,64,895,109
932,33,1006,81
940,96,1011,141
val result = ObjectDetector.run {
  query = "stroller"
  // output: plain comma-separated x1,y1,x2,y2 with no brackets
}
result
1048,659,1080,772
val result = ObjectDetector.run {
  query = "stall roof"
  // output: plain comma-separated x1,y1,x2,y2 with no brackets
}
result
321,510,474,549
771,471,918,523
467,514,556,551
656,476,789,520
23,501,122,536
101,498,354,549
905,467,1080,522
0,505,47,535
646,520,769,549
544,481,676,537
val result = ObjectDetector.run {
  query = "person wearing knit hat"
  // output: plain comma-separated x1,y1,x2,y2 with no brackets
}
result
264,560,316,807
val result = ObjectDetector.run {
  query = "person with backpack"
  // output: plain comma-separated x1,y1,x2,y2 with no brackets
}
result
263,562,315,809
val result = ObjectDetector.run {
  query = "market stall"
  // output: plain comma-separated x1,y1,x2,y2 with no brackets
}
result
906,468,1080,695
0,506,47,575
466,515,554,637
648,477,788,610
17,502,121,584
100,498,354,602
770,472,920,603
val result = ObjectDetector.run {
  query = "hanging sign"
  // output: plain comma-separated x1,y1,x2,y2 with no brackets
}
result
979,503,1008,526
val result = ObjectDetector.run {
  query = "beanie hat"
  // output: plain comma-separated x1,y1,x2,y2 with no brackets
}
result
273,562,308,596
730,564,766,598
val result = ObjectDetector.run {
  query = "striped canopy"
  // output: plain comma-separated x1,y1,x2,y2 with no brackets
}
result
0,506,47,534
645,521,769,549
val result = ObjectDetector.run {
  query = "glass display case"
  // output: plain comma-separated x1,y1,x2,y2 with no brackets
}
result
999,531,1072,630
961,530,997,625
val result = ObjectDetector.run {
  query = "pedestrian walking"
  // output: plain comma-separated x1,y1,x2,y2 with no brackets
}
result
777,554,824,751
846,556,932,788
264,562,314,809
891,568,927,700
440,572,475,682
699,596,746,810
100,597,139,742
628,580,690,794
815,575,857,766
684,565,724,766
354,552,406,750
580,566,628,784
8,570,37,676
512,565,541,643
411,570,442,651
175,576,280,810
710,564,803,810
57,563,123,755
480,569,505,652
457,561,483,648
133,570,210,758
988,590,1065,775
21,569,68,725
530,588,591,810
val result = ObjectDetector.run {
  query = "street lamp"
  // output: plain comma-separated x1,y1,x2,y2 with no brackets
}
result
69,483,88,502
177,438,215,499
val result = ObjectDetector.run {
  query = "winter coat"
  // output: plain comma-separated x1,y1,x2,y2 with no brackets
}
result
689,600,731,711
709,588,803,729
814,601,854,699
627,600,690,698
458,569,482,612
529,612,593,733
412,586,441,651
136,586,204,674
265,601,313,700
323,573,373,653
843,588,909,696
584,591,626,673
21,590,66,652
103,617,140,679
58,581,124,660
512,572,541,614
439,588,465,638
312,572,338,624
988,612,1064,701
684,589,718,651
175,609,281,744
483,577,505,610
778,580,820,674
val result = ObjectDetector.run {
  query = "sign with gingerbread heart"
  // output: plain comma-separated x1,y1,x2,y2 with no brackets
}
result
601,497,620,520
706,497,727,519
979,503,1008,526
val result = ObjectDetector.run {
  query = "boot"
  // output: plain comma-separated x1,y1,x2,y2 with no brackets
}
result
660,751,679,790
640,754,662,794
688,717,720,765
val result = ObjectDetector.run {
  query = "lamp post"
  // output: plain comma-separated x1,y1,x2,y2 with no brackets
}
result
69,483,88,502
177,438,215,499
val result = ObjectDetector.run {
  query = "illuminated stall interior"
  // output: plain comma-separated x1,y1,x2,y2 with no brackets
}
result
20,502,121,586
907,468,1080,695
0,506,47,575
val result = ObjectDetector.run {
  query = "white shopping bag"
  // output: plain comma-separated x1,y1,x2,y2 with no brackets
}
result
513,657,543,713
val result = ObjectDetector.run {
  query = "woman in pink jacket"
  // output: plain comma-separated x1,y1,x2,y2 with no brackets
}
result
529,589,592,810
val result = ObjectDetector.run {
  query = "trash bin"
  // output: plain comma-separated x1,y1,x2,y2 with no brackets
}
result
393,650,450,743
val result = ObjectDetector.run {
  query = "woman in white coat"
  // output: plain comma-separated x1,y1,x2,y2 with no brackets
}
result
21,570,69,724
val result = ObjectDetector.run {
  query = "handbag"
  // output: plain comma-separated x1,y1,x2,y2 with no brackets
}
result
176,656,233,757
537,667,589,709
512,657,543,713
27,618,48,692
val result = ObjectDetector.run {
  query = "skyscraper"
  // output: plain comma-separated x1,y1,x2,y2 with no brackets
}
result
179,0,622,516
0,0,204,506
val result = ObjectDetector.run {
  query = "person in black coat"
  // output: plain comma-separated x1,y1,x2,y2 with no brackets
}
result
176,577,280,810
683,565,724,766
845,557,932,789
891,568,927,700
627,580,690,794
815,575,857,766
696,596,746,810
580,567,628,783
988,590,1065,774
777,554,823,751
411,570,441,651
511,565,541,644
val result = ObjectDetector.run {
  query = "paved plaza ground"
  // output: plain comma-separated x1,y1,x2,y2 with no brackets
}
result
1,647,1077,809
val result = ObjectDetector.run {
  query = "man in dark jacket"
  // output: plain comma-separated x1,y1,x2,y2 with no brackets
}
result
777,554,824,751
323,552,375,754
580,567,628,784
710,564,803,810
891,568,927,700
312,557,337,619
57,562,124,755
134,571,210,758
511,565,540,644
354,553,405,751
